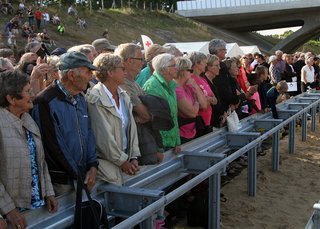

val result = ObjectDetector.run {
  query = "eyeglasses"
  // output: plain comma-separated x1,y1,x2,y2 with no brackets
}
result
168,64,177,68
186,69,193,73
218,48,227,52
130,57,144,62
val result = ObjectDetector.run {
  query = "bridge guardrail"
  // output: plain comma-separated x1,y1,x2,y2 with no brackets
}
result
176,0,301,10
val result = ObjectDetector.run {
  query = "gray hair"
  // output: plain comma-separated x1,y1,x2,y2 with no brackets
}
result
163,44,183,57
24,41,41,53
0,70,30,107
68,45,92,55
208,39,226,55
59,69,69,80
0,57,14,71
93,53,122,83
275,50,283,56
187,51,207,67
152,53,175,73
0,48,14,58
114,43,141,60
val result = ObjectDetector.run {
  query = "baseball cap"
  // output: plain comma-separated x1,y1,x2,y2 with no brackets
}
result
51,47,67,56
58,51,98,71
92,38,116,52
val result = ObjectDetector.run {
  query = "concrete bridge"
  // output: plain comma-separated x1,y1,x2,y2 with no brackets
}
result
176,0,320,54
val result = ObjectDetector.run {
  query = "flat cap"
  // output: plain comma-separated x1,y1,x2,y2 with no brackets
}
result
58,51,98,71
92,38,116,52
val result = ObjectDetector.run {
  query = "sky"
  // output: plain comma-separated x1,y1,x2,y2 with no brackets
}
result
257,26,301,35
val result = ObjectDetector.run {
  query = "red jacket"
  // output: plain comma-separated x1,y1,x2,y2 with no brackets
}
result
35,10,42,20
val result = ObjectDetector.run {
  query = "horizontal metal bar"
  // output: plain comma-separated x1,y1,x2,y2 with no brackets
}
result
287,103,310,110
124,158,184,188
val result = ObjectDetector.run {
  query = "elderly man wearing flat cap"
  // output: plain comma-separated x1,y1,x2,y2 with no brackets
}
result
92,38,116,54
32,51,99,196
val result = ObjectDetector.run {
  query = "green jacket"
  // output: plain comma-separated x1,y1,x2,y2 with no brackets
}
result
135,65,152,88
143,71,180,148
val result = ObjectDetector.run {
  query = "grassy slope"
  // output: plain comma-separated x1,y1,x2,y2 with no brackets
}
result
1,6,317,53
1,6,255,51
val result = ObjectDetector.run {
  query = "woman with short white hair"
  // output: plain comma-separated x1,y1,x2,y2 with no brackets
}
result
143,53,181,153
301,55,315,92
86,53,141,185
187,51,216,136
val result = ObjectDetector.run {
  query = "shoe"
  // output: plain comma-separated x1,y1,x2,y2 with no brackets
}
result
257,151,267,156
237,160,248,167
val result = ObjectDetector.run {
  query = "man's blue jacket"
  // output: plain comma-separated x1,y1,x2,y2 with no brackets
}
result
32,81,98,184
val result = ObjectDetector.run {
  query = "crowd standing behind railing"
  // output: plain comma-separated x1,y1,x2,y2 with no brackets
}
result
1,2,320,229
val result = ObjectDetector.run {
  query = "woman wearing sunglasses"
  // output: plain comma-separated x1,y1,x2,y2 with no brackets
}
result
174,57,206,143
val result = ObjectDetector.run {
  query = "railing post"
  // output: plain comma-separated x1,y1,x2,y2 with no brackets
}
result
248,147,257,196
209,172,221,229
318,103,320,123
311,105,316,132
140,217,154,229
288,119,296,154
302,112,307,141
272,129,280,172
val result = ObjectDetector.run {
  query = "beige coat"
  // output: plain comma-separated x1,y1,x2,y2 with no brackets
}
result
86,83,140,185
0,108,54,215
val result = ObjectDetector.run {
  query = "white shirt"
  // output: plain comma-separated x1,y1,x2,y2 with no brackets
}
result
43,12,50,21
102,84,129,152
301,65,315,83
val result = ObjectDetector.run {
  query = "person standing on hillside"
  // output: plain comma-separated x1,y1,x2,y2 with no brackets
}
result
34,7,42,30
27,6,35,31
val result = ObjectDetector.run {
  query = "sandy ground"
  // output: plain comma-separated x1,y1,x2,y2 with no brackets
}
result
175,121,320,229
220,121,320,229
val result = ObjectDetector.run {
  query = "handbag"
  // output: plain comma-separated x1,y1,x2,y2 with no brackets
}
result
226,110,241,132
287,82,297,92
74,168,109,229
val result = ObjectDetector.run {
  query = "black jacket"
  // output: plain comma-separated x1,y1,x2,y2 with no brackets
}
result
137,95,173,165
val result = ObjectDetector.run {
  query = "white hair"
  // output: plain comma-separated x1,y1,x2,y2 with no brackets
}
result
152,53,175,73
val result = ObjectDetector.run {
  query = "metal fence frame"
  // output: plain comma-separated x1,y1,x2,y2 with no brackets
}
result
23,90,320,229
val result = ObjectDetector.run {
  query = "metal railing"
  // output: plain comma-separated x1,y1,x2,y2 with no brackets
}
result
23,90,320,229
176,0,301,10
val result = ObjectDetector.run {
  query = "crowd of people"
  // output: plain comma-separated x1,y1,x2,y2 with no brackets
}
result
1,7,320,228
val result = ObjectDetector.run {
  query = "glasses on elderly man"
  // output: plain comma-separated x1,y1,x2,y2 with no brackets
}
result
186,69,193,73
